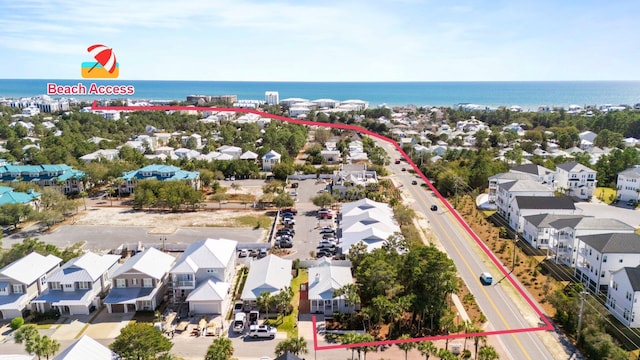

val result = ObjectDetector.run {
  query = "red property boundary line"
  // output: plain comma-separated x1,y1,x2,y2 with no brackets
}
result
91,101,554,350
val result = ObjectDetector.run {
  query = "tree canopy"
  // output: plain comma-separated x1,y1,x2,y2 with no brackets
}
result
110,322,173,360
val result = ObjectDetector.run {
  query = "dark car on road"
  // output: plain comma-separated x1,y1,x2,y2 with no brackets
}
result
430,205,438,211
412,180,418,185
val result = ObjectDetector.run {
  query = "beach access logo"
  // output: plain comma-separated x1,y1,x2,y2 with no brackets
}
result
47,44,135,96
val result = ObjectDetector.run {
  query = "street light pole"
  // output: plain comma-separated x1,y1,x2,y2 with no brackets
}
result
513,227,519,272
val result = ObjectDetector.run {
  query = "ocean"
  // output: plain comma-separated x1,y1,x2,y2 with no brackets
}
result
1,79,639,110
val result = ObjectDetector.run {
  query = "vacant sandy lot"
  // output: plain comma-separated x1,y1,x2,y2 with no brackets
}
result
74,207,260,232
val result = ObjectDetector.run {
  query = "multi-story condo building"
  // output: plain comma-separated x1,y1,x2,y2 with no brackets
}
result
0,164,85,195
554,161,597,200
616,165,640,203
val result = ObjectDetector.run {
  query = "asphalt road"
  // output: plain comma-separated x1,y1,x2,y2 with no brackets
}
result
380,140,557,360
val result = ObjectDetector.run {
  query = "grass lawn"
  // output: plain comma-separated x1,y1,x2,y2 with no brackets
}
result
595,187,617,204
271,268,308,337
234,215,273,229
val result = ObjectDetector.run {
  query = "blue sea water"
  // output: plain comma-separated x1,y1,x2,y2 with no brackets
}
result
1,79,639,110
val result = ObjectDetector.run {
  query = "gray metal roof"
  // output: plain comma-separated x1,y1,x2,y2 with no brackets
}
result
53,335,117,360
0,252,61,285
579,233,640,253
112,247,175,280
500,180,553,192
556,161,595,173
523,214,586,227
622,267,640,291
241,255,292,301
46,252,120,283
308,263,353,300
619,166,640,179
488,172,536,182
171,238,237,274
185,279,229,302
514,196,576,210
511,164,554,177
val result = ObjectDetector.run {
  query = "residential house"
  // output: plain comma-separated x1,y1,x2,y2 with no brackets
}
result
33,252,120,315
508,196,576,231
341,198,401,253
174,148,201,160
262,150,281,172
616,166,640,203
104,248,176,313
496,180,554,220
549,217,634,267
0,164,85,195
575,233,640,294
79,149,119,163
53,335,119,360
0,252,61,319
239,151,259,163
579,131,597,150
607,266,640,328
0,186,40,209
170,238,237,314
320,150,341,164
307,258,357,315
555,162,597,200
240,255,292,310
487,172,537,204
510,164,555,185
330,164,378,198
307,258,359,316
119,164,200,194
521,214,583,250
217,145,242,160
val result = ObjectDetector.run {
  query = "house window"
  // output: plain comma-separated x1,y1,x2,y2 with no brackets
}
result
140,300,152,310
603,256,607,263
116,279,126,288
12,284,24,294
64,284,73,290
620,258,624,263
50,282,61,290
143,278,153,288
78,282,90,290
206,269,215,273
131,278,138,286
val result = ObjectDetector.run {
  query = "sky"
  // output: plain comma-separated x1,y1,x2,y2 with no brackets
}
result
0,0,639,82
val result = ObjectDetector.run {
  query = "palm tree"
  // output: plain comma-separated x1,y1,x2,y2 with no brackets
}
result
340,332,359,360
357,334,377,360
34,335,60,360
472,329,487,360
461,320,473,351
113,178,125,200
275,338,303,357
417,341,437,360
14,324,39,354
477,345,499,360
333,283,360,314
205,337,233,360
437,348,456,360
257,291,273,323
396,334,416,360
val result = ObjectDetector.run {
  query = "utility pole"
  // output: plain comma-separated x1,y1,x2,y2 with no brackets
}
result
512,227,519,271
577,288,587,344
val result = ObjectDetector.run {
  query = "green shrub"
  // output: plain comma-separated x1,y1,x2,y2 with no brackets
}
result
10,316,24,330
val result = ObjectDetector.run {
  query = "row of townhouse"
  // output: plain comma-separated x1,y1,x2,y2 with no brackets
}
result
0,164,85,195
0,238,238,320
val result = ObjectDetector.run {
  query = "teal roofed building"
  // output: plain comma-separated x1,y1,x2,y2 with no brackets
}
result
119,164,200,194
0,186,41,209
0,164,85,195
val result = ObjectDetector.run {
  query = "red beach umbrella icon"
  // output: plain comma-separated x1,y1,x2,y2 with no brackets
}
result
86,44,117,73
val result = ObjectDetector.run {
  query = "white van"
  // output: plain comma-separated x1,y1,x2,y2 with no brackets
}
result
480,272,493,285
233,312,247,333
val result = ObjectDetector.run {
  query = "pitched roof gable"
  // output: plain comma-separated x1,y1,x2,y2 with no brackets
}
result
112,247,175,280
579,233,640,253
171,238,237,274
0,252,61,285
514,196,575,210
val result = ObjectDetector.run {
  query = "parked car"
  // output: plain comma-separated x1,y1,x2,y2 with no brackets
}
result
291,182,299,188
321,237,337,244
238,249,249,257
316,249,333,258
277,239,293,248
395,159,401,164
319,227,335,234
430,205,438,211
281,207,298,215
248,325,276,339
281,212,294,219
276,229,295,237
401,167,406,171
282,218,295,226
412,180,418,185
249,310,260,325
233,312,247,333
233,301,244,314
317,241,336,250
258,248,267,258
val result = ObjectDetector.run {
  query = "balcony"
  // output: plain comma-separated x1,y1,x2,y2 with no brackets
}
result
172,280,195,288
